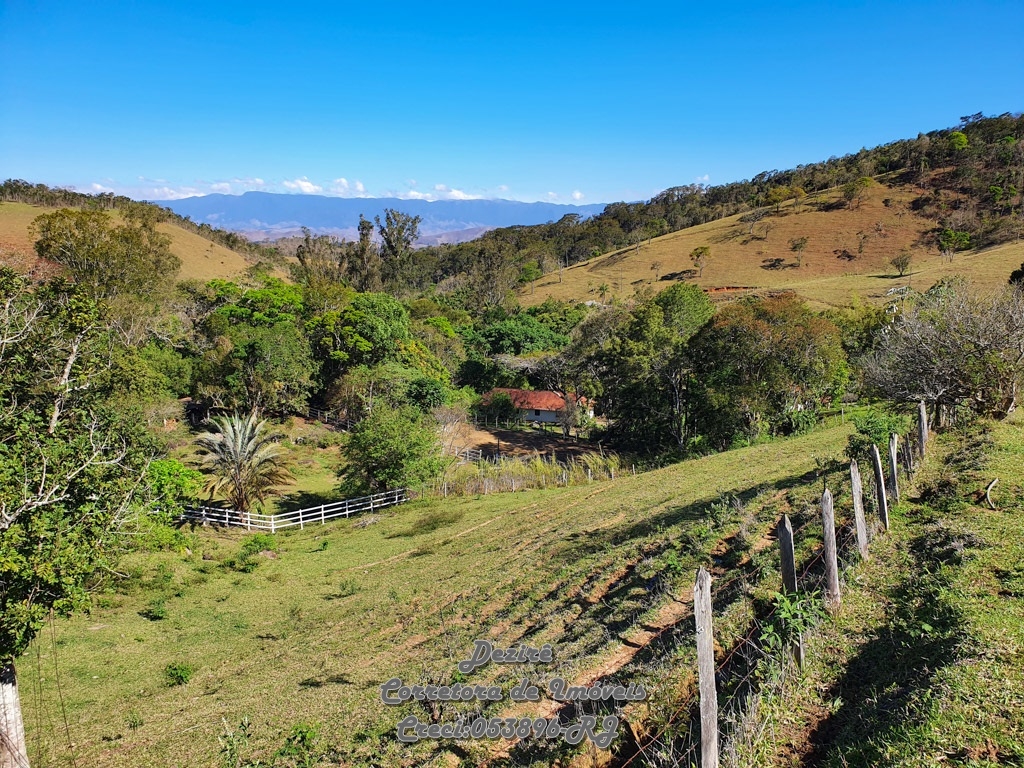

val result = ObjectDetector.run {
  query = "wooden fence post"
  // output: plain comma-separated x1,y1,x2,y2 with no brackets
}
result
870,444,890,531
850,460,869,560
918,400,928,460
821,489,841,608
888,433,900,503
778,515,805,667
694,567,719,768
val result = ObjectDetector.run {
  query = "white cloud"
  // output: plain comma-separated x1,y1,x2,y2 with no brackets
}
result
571,190,584,201
404,189,434,200
695,173,710,183
144,185,203,200
209,182,232,193
354,180,365,194
282,177,323,194
90,182,114,193
546,191,559,200
428,183,481,201
497,184,509,192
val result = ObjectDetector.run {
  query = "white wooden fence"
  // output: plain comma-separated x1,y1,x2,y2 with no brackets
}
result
181,488,408,532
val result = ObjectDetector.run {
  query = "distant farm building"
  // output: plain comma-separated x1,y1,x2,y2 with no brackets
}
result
481,388,594,424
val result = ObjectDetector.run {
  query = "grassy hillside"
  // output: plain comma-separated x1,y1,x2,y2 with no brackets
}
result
724,414,1024,766
19,419,853,767
523,181,1024,309
0,201,255,281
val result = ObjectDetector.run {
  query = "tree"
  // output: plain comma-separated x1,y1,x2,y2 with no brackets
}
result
690,245,710,278
864,280,1024,420
789,236,809,267
841,177,873,210
650,261,663,281
765,185,792,213
890,251,913,276
32,208,179,301
376,209,421,289
351,215,383,292
195,412,293,512
292,228,351,312
599,283,715,452
0,269,156,766
306,292,411,387
221,322,315,415
340,404,444,493
555,396,581,438
691,295,848,447
938,228,971,261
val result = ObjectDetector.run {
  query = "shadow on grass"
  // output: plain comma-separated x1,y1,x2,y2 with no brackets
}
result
510,469,820,659
274,488,343,510
802,520,975,766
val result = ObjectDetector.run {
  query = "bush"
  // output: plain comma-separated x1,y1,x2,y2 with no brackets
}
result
164,661,194,686
846,408,910,465
228,533,279,572
140,597,167,621
336,579,360,597
136,517,198,552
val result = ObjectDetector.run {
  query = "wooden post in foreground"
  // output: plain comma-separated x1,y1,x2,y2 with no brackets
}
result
1,662,30,768
694,567,719,768
888,433,900,503
918,400,928,460
850,460,869,560
870,444,890,531
821,489,841,608
778,515,805,667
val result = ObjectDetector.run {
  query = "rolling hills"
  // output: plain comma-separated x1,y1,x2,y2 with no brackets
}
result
0,201,256,281
521,178,1024,309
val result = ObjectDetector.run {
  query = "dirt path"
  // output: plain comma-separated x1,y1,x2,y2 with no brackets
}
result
459,424,599,461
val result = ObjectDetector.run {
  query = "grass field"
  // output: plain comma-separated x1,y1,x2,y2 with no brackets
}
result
19,420,854,767
0,201,255,281
522,182,1024,310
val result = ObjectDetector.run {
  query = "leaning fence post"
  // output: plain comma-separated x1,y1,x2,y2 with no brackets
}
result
850,460,869,560
778,515,805,667
888,433,900,503
870,444,890,530
918,400,928,460
821,489,841,608
694,567,718,768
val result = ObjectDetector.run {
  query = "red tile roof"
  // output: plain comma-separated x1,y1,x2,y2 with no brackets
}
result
482,388,586,412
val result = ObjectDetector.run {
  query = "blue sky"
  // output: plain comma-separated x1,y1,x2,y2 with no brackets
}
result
2,1,1021,204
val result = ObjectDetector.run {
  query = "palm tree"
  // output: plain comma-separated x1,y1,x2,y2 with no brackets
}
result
195,412,293,512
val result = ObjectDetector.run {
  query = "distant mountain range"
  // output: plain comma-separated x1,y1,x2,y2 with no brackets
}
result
162,192,607,244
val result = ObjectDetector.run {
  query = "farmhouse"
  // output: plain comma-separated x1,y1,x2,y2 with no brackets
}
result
482,388,594,424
